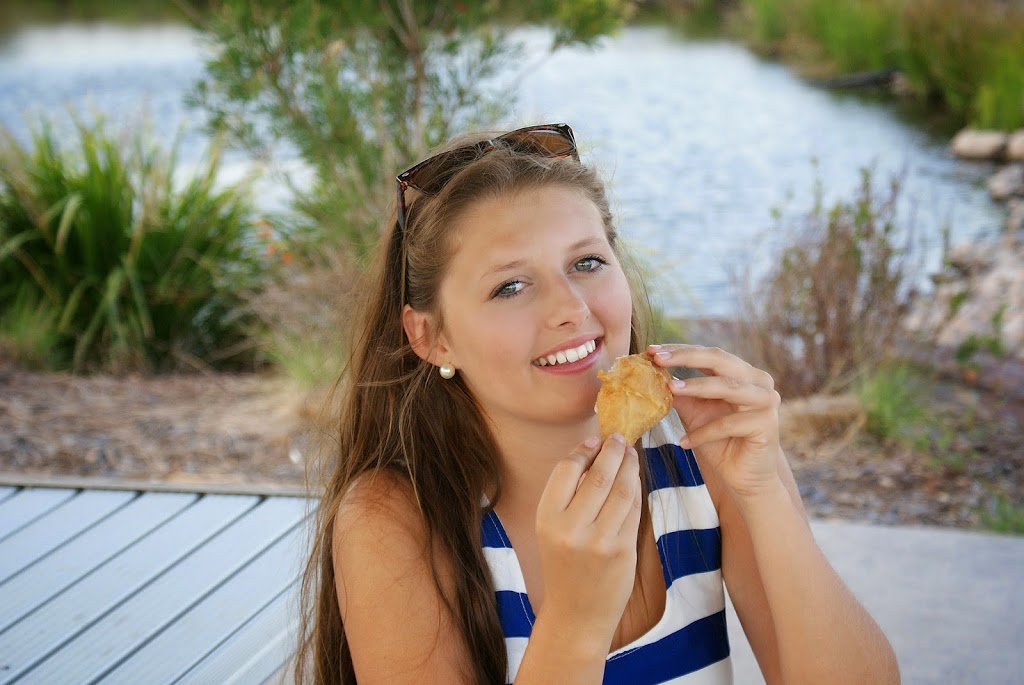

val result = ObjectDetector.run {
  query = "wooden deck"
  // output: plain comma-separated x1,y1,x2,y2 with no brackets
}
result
0,478,310,684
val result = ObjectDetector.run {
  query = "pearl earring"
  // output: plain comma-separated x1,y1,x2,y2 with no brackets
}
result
439,363,456,379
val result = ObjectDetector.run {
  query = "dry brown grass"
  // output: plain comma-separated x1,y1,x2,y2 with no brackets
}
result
735,169,916,398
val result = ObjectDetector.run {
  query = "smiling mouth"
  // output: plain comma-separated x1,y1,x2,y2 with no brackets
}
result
534,339,598,367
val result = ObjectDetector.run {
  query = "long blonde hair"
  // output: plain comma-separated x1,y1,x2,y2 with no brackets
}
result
295,131,655,684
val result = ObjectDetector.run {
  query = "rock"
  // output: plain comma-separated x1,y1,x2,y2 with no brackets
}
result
1007,198,1024,234
1008,130,1024,161
947,240,997,275
951,129,1007,160
905,238,1024,361
987,163,1024,201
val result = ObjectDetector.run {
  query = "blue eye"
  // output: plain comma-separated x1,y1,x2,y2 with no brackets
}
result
574,255,608,272
493,280,526,299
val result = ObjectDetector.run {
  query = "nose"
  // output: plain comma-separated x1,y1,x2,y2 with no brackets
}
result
545,275,590,329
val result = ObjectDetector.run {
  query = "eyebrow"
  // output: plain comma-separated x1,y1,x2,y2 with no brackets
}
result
481,237,606,281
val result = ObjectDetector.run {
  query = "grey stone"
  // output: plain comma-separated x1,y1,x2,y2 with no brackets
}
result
1008,129,1024,161
987,163,1024,201
947,240,996,275
1006,198,1024,234
950,128,1007,160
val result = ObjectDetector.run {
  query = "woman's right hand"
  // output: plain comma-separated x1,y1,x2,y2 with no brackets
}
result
534,433,643,650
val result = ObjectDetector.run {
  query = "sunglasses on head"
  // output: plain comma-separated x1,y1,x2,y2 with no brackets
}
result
394,123,579,235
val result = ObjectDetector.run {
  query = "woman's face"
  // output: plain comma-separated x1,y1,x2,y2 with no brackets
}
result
435,185,633,431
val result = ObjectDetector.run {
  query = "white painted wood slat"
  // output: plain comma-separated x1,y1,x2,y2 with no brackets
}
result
0,493,260,684
17,496,307,685
175,588,298,685
0,491,197,633
0,488,75,541
103,526,305,683
0,489,135,584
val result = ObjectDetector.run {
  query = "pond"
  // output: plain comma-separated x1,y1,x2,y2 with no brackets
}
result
0,21,1005,317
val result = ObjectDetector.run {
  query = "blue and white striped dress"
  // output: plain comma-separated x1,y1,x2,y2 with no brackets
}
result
481,412,733,684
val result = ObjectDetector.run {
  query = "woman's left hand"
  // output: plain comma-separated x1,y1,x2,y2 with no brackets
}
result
648,344,782,500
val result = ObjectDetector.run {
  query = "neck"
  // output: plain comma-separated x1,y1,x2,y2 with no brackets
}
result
489,413,600,520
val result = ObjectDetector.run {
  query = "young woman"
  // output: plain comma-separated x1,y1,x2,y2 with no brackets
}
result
295,123,900,684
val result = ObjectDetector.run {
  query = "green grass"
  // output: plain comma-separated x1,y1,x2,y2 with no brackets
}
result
0,114,264,373
0,289,63,370
856,362,933,446
721,0,1024,129
981,495,1024,535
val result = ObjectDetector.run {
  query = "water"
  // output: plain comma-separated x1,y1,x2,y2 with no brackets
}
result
0,22,1005,317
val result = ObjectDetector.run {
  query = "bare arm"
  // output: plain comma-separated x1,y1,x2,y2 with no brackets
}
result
650,344,900,684
333,472,473,684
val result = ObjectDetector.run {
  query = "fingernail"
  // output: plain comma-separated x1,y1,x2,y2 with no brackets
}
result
627,446,638,458
656,351,671,359
611,433,626,444
671,379,686,390
648,344,662,350
679,435,691,447
584,436,600,449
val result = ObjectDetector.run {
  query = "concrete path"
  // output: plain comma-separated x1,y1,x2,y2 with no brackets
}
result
725,520,1024,684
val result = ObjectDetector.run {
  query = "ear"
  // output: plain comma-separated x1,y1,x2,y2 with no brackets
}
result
402,304,452,366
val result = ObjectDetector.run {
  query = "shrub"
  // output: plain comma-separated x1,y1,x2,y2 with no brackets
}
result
188,0,634,262
737,168,915,397
856,362,930,445
730,0,1024,129
0,115,264,373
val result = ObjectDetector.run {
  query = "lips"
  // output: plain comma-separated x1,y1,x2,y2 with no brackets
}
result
534,338,598,367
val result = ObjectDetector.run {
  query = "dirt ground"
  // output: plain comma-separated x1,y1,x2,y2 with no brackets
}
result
0,358,1021,531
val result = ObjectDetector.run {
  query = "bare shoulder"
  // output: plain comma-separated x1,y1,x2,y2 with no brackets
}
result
332,468,433,611
332,469,471,683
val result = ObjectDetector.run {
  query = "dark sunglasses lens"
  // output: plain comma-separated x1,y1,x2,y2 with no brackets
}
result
407,146,480,194
503,129,575,158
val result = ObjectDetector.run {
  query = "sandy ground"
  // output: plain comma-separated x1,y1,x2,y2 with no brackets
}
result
0,359,1021,530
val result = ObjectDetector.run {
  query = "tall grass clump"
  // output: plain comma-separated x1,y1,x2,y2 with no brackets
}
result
899,0,1024,130
0,115,263,374
731,0,1024,129
738,168,916,398
855,361,931,446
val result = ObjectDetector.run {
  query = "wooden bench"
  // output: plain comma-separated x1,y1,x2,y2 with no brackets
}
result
0,476,309,684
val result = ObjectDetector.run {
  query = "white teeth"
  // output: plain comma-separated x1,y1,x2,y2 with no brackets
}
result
536,339,599,367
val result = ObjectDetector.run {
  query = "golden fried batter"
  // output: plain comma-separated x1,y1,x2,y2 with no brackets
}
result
595,353,674,445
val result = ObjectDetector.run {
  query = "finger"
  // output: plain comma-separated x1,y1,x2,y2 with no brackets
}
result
618,464,643,539
648,344,772,388
680,408,779,450
670,376,781,410
564,433,629,524
538,437,601,517
593,445,641,535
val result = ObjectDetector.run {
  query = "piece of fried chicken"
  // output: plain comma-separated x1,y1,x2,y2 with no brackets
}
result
595,353,674,445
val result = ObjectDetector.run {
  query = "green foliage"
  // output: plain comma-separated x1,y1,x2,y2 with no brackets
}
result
0,289,63,370
981,494,1024,535
720,0,1024,129
856,362,931,445
188,0,633,261
743,0,787,48
954,303,1008,365
0,115,263,373
800,0,898,73
739,168,914,397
